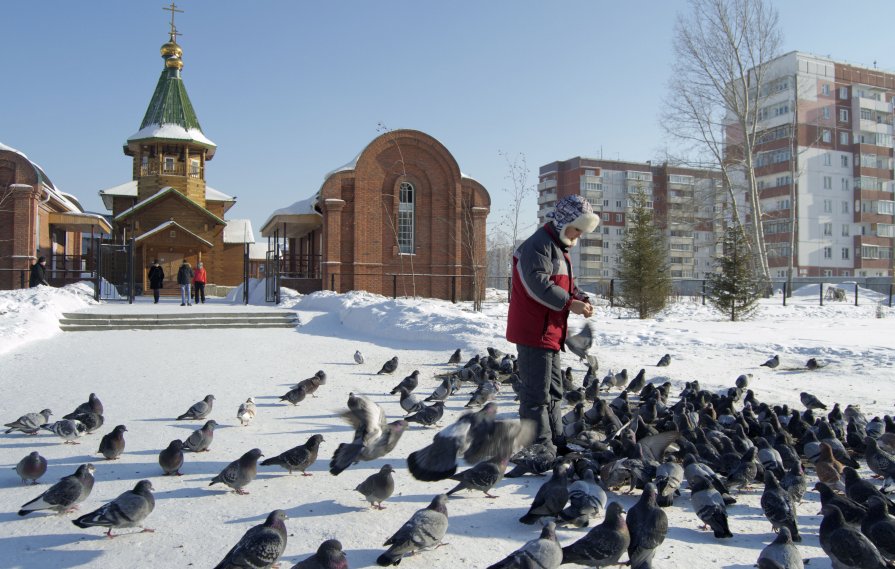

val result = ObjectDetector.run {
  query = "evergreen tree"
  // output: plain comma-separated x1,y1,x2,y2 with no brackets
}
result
616,190,671,319
707,224,762,321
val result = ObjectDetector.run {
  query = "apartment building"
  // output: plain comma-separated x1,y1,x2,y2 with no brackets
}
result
537,158,723,284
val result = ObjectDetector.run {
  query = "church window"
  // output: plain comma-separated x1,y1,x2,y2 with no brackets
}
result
164,156,176,172
190,158,200,177
398,181,415,254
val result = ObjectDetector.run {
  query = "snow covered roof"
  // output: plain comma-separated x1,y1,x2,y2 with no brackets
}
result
113,186,225,225
223,219,255,244
127,123,216,149
133,220,214,248
259,195,322,238
98,180,234,211
323,151,362,180
0,141,83,213
248,242,269,260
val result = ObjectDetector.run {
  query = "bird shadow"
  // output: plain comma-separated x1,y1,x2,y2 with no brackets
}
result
0,533,104,569
0,440,57,449
154,486,210,501
283,499,361,519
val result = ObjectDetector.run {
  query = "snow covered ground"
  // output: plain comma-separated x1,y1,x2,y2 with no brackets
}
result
0,282,893,568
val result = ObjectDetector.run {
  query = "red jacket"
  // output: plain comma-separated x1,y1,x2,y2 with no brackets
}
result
506,223,587,351
193,267,207,284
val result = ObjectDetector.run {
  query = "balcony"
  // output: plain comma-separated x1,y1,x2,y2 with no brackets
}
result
537,191,556,206
538,179,557,191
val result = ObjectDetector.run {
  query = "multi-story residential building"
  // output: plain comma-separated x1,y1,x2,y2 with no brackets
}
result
746,52,894,278
537,158,723,285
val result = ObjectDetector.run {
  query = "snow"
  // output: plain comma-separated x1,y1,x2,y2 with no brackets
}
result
222,219,256,244
127,123,216,149
0,283,893,568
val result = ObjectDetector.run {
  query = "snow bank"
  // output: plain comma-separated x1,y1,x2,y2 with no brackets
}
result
0,282,96,356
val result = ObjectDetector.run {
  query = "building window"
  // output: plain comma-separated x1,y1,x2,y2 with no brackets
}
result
190,158,200,177
842,178,850,191
823,199,832,213
822,107,831,120
839,87,848,99
840,132,849,145
615,214,622,222
616,201,623,208
822,84,830,96
164,156,176,172
823,247,832,259
842,224,850,237
822,130,831,143
839,109,849,122
823,223,833,236
397,182,415,254
841,155,849,167
603,199,609,206
824,154,832,166
842,201,849,213
823,176,832,189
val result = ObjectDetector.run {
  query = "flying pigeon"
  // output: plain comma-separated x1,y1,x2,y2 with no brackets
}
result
627,483,669,569
177,394,215,420
18,463,95,516
377,356,399,375
4,408,52,434
72,479,155,538
330,393,407,475
756,527,803,569
565,323,595,363
41,419,87,444
64,393,104,418
447,457,508,499
405,401,445,427
390,370,420,395
292,539,347,569
354,350,365,364
376,494,449,566
561,502,630,567
15,451,48,485
261,434,324,475
98,425,127,460
520,463,570,524
355,464,396,510
760,354,780,369
448,348,462,364
486,521,562,569
656,354,671,367
213,510,288,569
159,439,185,476
183,420,218,453
237,397,256,426
210,448,263,494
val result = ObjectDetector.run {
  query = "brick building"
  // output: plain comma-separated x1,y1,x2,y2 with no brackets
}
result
97,29,252,293
262,129,490,300
0,143,111,290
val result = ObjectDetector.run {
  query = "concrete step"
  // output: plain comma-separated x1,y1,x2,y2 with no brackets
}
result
60,311,298,331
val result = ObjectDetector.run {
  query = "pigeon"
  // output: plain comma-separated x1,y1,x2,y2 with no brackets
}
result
295,370,327,392
520,463,570,524
865,438,895,481
465,380,499,408
405,401,445,427
98,425,127,460
377,356,399,375
261,434,324,475
18,463,95,516
64,393,104,418
863,497,895,561
177,394,215,420
561,501,630,567
398,387,426,414
330,393,407,475
843,467,895,511
292,539,347,569
64,411,104,433
756,527,804,569
407,402,533,482
237,397,256,426
656,354,671,367
356,464,396,510
690,475,733,538
800,391,827,411
627,483,669,569
447,457,508,499
41,419,87,444
655,461,684,508
377,494,449,566
819,504,892,569
425,378,452,402
565,323,595,363
354,350,365,364
159,439,185,476
760,471,801,542
15,451,48,485
213,510,288,569
280,385,310,405
806,357,820,370
390,370,420,395
183,420,218,452
4,408,52,434
448,348,462,365
558,468,607,528
815,482,868,526
735,374,750,389
72,479,155,538
210,448,263,494
505,443,556,478
486,521,562,569
760,355,780,369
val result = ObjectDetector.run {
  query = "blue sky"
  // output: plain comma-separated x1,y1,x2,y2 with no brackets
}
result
4,1,893,241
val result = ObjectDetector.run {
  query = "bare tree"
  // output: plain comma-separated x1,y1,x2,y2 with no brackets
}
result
662,0,782,288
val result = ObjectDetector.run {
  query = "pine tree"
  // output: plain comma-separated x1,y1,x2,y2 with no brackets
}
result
707,224,762,321
616,190,671,319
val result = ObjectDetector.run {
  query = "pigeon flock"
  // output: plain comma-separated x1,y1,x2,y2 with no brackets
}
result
4,339,895,569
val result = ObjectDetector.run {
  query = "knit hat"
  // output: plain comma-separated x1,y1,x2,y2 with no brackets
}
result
547,195,600,245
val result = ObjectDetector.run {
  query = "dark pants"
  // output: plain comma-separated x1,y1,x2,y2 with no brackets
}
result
152,288,160,303
516,345,564,450
194,282,205,303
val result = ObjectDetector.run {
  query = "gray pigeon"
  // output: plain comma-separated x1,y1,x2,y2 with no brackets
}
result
210,448,263,494
98,425,127,460
865,438,895,481
377,356,399,375
447,457,508,498
505,443,556,478
561,501,630,567
295,370,327,391
656,354,671,367
448,349,462,364
4,408,52,434
72,479,155,538
18,463,95,516
41,419,87,444
377,494,449,566
159,439,185,476
655,461,684,508
260,434,324,475
424,378,452,402
15,451,48,485
760,354,780,368
690,475,733,538
183,420,218,452
565,323,594,362
64,393,104,418
330,393,407,475
800,391,827,411
214,510,288,569
355,464,396,509
405,401,445,427
819,504,891,569
735,374,750,389
520,463,570,524
280,384,311,405
627,483,668,569
177,394,215,420
64,411,103,433
398,387,425,414
757,527,804,569
390,370,420,395
237,398,256,426
465,380,499,408
760,471,801,542
487,521,562,569
558,468,607,527
291,539,347,569
354,350,365,364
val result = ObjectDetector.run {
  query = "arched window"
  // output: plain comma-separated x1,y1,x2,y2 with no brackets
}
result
398,181,415,253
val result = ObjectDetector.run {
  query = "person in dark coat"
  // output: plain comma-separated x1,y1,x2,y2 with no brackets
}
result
177,261,194,306
29,257,49,288
506,195,600,453
148,260,165,304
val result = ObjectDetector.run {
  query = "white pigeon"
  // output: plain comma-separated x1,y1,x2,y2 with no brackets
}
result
354,350,365,365
237,398,256,427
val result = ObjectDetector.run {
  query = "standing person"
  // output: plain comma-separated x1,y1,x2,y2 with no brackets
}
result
148,259,165,304
505,195,600,453
177,260,194,306
29,256,49,288
193,261,207,304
